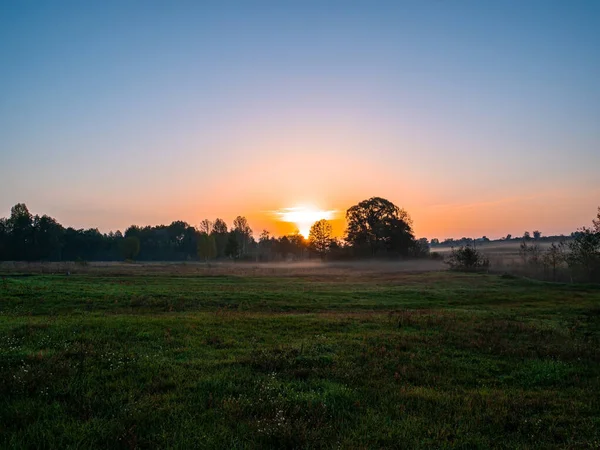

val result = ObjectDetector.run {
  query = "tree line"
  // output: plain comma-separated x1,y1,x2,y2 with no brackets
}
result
0,197,428,262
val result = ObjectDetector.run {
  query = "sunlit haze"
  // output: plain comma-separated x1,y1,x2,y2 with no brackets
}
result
274,207,337,238
1,1,599,239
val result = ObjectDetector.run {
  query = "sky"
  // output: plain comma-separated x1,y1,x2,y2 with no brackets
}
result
1,0,599,240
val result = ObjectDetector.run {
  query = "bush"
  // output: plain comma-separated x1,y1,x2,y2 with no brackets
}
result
430,252,444,261
446,245,489,272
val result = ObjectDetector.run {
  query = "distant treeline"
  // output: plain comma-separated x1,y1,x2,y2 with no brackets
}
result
430,231,574,248
0,197,430,262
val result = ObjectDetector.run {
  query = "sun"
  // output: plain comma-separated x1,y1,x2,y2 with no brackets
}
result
275,206,336,238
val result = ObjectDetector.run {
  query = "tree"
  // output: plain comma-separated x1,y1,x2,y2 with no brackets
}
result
212,219,228,235
533,230,542,240
446,245,489,271
567,227,600,282
411,237,430,257
259,230,270,243
199,219,214,235
120,236,140,260
33,214,64,260
505,234,512,241
345,197,415,256
197,233,217,261
288,232,307,259
7,203,34,260
233,216,252,256
258,230,272,261
124,225,142,239
0,218,8,259
309,219,333,259
543,242,566,281
276,235,292,259
523,231,531,241
224,231,239,259
593,207,600,234
211,218,228,258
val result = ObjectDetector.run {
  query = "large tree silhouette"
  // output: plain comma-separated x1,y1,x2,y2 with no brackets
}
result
345,197,415,256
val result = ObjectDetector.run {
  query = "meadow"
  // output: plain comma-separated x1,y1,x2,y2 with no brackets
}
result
1,262,599,449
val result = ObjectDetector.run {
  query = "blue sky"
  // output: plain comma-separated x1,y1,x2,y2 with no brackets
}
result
1,1,599,238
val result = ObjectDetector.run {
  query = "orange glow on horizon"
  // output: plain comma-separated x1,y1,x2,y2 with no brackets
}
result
272,206,337,238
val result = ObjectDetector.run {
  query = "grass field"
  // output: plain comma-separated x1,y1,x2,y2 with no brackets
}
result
1,264,599,448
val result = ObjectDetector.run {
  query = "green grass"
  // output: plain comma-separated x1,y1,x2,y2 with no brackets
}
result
1,270,599,448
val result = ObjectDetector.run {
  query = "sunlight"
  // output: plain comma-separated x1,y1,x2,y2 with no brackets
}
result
274,206,336,238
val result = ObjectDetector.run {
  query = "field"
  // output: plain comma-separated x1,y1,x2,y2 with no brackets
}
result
1,262,599,449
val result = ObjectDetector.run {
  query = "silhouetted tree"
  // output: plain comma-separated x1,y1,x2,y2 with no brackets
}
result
533,230,542,240
258,230,272,260
233,216,252,256
309,219,333,259
199,219,213,235
276,235,292,260
212,219,228,234
211,218,228,258
33,215,64,260
345,197,415,257
224,231,239,259
593,207,600,233
411,237,430,257
8,203,34,260
288,232,307,259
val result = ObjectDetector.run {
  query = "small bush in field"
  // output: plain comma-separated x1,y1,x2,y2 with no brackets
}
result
430,251,444,261
446,245,489,271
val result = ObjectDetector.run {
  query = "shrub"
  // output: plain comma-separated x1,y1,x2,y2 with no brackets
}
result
446,245,489,271
430,251,444,261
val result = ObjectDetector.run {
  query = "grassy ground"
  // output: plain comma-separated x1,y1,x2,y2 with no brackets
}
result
1,268,599,448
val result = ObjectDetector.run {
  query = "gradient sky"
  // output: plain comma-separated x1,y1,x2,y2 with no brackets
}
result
1,1,599,239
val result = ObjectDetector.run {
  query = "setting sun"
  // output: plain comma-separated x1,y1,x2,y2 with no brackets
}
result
274,206,336,238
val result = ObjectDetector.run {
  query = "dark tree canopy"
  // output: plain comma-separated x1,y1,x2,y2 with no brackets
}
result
120,236,140,260
345,197,415,256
